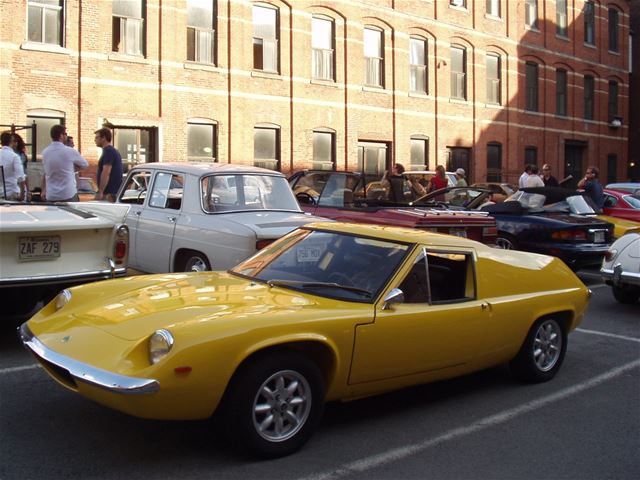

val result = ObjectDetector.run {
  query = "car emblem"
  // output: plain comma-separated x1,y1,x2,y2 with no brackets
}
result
61,335,71,343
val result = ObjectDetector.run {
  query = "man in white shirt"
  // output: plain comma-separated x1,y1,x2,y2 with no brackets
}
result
524,164,545,187
0,131,26,200
518,164,532,188
42,125,88,202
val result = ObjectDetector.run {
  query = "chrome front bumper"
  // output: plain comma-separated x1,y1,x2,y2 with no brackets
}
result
601,265,640,287
19,323,159,395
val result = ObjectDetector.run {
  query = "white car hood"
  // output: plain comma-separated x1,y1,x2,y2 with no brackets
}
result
221,210,328,238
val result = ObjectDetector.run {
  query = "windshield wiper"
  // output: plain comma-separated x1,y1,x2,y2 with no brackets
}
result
266,279,372,297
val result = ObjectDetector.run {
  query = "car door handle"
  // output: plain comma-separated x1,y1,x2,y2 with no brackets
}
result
481,302,490,311
134,210,142,216
167,216,177,223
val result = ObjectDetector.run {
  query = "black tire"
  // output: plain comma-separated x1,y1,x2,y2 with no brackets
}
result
222,350,325,458
180,253,210,272
510,317,567,383
496,233,518,250
612,285,640,304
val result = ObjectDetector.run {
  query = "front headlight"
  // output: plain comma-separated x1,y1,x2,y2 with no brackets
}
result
55,289,72,310
149,329,174,365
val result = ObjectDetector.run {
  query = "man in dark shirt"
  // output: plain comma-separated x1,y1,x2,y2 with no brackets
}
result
541,164,559,187
577,166,604,211
94,127,123,202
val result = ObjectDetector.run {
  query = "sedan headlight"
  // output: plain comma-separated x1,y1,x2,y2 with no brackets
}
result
149,329,174,365
55,289,72,310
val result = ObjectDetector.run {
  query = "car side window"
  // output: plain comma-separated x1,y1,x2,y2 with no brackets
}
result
149,173,184,210
398,249,475,304
318,174,356,207
119,171,151,205
603,195,617,208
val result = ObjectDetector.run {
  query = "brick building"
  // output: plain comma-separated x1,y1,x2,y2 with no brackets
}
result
0,0,631,188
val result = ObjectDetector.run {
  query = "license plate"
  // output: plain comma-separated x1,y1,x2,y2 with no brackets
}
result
18,236,61,261
296,246,322,263
593,231,605,243
449,228,467,238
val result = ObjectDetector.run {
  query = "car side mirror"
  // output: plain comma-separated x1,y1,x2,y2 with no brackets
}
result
382,288,404,310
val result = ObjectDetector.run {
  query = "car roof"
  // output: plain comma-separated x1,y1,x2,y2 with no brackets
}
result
303,221,481,248
130,162,285,176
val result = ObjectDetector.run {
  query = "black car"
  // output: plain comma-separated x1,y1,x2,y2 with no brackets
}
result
417,186,614,271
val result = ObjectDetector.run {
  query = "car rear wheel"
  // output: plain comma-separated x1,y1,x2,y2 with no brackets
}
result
510,317,567,383
222,351,325,458
612,285,640,304
180,253,210,272
496,234,518,250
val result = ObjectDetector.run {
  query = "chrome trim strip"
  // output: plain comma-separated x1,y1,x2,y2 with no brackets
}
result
0,267,127,286
18,323,159,395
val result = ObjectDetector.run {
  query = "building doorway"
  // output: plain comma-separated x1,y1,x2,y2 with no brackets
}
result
564,141,587,188
446,147,471,183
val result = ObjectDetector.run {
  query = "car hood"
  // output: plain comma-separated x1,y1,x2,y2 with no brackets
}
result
28,272,338,342
221,211,329,238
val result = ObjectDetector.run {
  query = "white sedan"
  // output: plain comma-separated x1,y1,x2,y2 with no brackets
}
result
117,163,325,273
601,233,640,304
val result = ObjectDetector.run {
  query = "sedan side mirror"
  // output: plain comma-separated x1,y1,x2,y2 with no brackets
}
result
382,288,405,310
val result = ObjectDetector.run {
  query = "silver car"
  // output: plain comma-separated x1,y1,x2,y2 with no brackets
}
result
601,233,640,304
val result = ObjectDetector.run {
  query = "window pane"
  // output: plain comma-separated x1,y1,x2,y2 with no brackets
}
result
556,0,567,36
313,132,333,169
254,128,277,159
526,0,538,28
364,28,381,57
410,139,427,169
188,123,215,160
526,62,538,111
609,9,619,52
113,0,142,17
26,116,62,158
486,54,500,104
608,82,618,118
44,7,61,45
584,2,595,45
556,69,567,116
410,38,425,65
312,17,332,49
584,76,594,120
187,0,214,29
253,5,276,38
28,6,43,42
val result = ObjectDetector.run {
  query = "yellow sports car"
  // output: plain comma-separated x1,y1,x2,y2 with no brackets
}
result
20,222,591,457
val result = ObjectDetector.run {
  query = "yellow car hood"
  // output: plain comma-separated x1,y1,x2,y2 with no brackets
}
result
32,272,324,342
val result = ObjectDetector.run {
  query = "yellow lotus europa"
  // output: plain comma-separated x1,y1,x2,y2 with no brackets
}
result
20,222,591,457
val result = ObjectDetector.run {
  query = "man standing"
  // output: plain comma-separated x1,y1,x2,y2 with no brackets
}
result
42,125,88,202
524,164,545,187
455,168,467,187
0,131,26,200
577,166,604,211
94,128,123,202
541,164,559,187
518,164,532,188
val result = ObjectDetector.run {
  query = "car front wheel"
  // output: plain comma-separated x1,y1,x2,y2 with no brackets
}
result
612,285,640,304
222,351,325,458
510,317,567,383
181,253,210,272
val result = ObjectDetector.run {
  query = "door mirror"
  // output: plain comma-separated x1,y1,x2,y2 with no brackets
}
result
382,288,404,310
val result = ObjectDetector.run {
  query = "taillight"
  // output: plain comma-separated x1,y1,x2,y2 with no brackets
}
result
482,226,498,237
256,239,274,250
551,230,587,241
114,225,129,263
604,249,617,261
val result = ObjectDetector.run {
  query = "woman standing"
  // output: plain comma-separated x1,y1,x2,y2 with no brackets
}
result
12,133,29,200
428,165,448,192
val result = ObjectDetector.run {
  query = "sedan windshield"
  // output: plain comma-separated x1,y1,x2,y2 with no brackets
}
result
231,229,410,302
202,174,301,213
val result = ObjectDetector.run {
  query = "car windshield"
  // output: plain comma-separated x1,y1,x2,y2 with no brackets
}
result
505,191,546,210
231,229,410,302
202,174,301,213
623,195,640,209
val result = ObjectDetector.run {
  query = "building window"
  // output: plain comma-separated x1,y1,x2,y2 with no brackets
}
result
364,27,384,87
556,0,567,36
450,0,466,8
254,126,280,171
187,0,216,64
525,62,538,112
608,8,619,53
584,1,595,46
525,0,538,29
450,46,466,100
607,154,617,184
312,131,335,170
114,127,155,172
410,37,427,94
187,122,216,162
112,0,145,56
487,143,502,182
312,17,334,81
584,75,594,120
486,0,500,17
486,54,501,105
410,137,429,170
524,146,537,167
26,114,64,160
608,81,618,120
556,69,567,116
253,4,278,72
27,0,64,46
357,142,388,184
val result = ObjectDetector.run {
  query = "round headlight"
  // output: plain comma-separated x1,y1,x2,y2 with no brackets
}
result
55,289,72,310
149,329,174,365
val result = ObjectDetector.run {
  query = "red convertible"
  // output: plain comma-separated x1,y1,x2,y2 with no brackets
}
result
289,170,497,245
602,189,640,223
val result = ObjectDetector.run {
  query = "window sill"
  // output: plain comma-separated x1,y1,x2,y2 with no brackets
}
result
20,42,70,55
252,70,282,80
449,5,468,13
108,53,148,64
554,113,569,119
408,91,431,99
524,110,543,116
484,102,502,109
583,42,597,50
184,62,220,72
362,85,387,93
607,50,620,56
555,34,570,42
525,26,540,33
484,14,502,22
449,97,468,104
310,78,338,87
